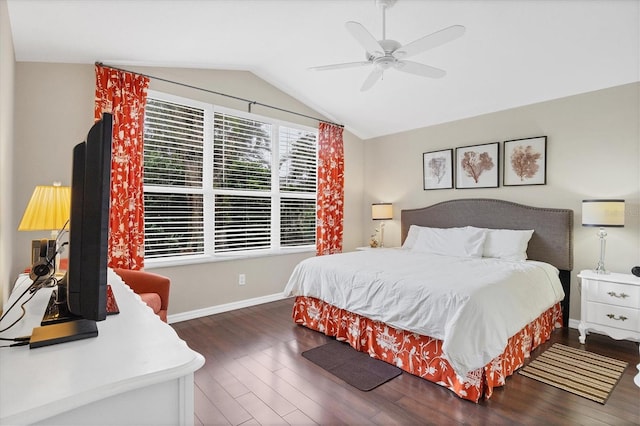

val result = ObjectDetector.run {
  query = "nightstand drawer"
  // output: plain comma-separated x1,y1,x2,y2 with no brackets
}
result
585,301,639,332
586,280,640,309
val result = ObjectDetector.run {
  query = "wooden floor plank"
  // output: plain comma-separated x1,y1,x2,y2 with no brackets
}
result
232,355,298,417
195,368,253,425
193,383,232,426
235,392,287,426
281,409,317,426
174,298,640,425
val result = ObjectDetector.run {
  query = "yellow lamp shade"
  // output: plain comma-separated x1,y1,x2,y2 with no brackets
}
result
18,184,71,231
372,203,393,220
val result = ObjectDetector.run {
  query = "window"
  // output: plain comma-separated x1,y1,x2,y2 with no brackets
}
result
142,91,317,262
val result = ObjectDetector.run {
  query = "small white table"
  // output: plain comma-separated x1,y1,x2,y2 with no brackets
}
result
577,270,640,388
0,269,204,425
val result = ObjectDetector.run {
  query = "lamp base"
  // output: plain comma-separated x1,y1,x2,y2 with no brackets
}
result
593,228,609,275
593,265,610,275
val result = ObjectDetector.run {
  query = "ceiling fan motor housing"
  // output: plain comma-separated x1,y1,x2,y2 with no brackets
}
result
376,0,397,10
366,39,401,61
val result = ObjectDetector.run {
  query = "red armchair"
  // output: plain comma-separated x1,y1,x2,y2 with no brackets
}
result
113,268,170,323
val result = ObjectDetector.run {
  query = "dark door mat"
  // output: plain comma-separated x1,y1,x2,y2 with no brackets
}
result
302,340,402,391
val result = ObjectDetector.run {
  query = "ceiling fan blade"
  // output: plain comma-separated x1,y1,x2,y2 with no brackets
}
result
395,61,446,78
346,21,385,56
361,68,383,91
394,25,465,59
309,61,371,71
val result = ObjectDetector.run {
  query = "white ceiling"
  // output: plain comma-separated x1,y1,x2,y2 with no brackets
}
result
7,0,640,140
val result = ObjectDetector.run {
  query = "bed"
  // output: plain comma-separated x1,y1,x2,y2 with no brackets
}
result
284,198,573,402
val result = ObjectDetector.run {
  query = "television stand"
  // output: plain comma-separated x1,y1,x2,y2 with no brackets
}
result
42,284,120,326
41,288,78,326
30,319,98,349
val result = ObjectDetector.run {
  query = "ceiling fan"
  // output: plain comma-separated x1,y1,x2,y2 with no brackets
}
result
310,0,465,91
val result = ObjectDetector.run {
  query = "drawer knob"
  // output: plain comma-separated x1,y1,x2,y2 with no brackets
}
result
607,291,629,299
606,314,628,321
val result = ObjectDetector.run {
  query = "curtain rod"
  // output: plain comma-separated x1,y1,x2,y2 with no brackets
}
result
96,62,343,128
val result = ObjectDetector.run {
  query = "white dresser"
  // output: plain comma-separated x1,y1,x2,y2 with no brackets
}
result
577,269,640,387
0,270,205,425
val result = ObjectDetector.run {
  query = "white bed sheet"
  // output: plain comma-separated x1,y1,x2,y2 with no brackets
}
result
284,248,564,376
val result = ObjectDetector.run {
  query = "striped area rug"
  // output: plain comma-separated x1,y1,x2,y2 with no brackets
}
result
519,343,628,404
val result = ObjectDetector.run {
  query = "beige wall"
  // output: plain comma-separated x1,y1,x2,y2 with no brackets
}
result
12,63,95,291
9,60,637,323
10,63,365,316
363,82,640,323
0,0,16,307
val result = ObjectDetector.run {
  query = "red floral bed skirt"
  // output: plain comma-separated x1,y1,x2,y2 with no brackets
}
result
292,296,562,402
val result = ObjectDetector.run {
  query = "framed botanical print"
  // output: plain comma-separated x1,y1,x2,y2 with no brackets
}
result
503,136,547,186
455,142,499,189
423,149,453,190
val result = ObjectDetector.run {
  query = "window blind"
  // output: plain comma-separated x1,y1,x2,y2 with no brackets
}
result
142,91,318,262
281,198,316,246
143,97,206,258
144,98,204,187
279,126,317,193
213,112,272,191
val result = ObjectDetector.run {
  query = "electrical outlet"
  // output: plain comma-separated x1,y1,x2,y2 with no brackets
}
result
238,273,246,286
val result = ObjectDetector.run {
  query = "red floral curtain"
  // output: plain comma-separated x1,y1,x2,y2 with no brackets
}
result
94,64,149,270
316,122,344,255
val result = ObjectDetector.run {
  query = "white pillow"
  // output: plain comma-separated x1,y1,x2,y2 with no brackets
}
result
402,224,422,249
482,229,534,261
410,226,487,258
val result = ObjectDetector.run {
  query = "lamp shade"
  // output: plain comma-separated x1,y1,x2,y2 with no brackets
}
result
18,184,71,231
372,203,393,220
582,199,625,227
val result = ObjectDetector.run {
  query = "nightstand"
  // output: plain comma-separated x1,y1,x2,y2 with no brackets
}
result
577,270,640,344
577,270,640,387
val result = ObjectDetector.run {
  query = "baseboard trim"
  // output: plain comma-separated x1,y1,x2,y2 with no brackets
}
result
568,318,579,330
167,292,290,324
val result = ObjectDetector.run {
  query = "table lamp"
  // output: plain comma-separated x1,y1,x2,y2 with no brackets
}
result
372,203,393,247
582,199,625,274
18,182,71,274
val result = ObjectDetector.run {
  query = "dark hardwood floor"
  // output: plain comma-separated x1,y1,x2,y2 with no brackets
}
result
172,298,640,425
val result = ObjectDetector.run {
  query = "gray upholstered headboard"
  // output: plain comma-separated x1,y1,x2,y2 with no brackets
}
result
401,199,574,326
401,198,573,271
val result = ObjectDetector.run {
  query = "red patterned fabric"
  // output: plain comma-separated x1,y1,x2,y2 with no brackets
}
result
94,65,150,270
316,123,345,256
293,296,562,402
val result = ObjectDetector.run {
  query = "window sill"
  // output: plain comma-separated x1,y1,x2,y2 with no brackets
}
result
144,247,315,269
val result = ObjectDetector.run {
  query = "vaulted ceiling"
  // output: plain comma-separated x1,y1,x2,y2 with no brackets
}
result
7,0,640,140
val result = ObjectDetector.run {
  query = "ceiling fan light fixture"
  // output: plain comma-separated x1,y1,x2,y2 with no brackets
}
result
374,56,397,70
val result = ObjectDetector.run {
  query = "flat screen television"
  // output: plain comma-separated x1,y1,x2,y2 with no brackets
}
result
41,112,113,325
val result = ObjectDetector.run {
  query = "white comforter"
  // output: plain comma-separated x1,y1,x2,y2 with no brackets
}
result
283,248,564,376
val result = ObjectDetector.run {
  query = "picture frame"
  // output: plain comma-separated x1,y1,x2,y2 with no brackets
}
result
423,149,453,190
503,136,547,186
455,142,499,189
